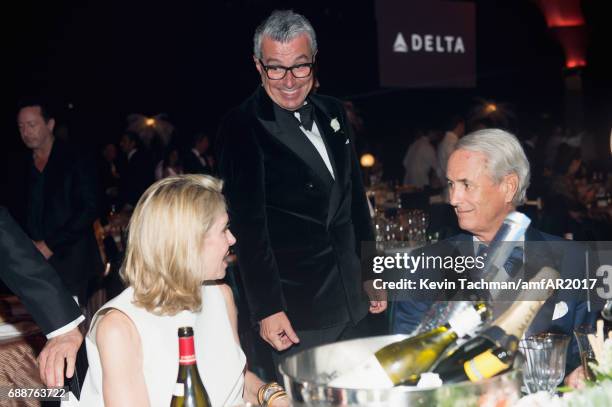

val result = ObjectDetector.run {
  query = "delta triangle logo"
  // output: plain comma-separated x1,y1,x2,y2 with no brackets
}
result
393,32,408,53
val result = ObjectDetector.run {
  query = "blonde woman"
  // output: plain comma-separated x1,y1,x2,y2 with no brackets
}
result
80,175,288,406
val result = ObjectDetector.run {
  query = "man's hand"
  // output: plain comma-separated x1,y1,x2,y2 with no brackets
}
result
564,365,587,390
364,280,387,314
259,311,300,351
369,300,387,314
33,240,53,260
38,327,83,387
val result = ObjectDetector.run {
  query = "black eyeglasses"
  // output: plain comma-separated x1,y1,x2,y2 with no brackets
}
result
258,58,315,80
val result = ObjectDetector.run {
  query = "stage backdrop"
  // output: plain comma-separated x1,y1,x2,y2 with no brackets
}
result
376,0,476,88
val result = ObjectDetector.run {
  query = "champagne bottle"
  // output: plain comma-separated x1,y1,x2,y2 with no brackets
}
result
429,266,559,384
375,302,489,385
170,327,211,407
327,303,488,389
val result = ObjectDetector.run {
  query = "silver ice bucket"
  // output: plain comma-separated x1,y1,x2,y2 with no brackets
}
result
279,335,522,406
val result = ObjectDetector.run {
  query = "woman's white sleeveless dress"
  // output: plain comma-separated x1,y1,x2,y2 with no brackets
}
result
79,284,246,406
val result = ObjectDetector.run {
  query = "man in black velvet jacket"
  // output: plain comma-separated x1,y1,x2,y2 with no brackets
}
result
218,10,385,363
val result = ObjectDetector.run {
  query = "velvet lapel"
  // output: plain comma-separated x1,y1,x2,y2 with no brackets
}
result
252,87,334,189
309,95,346,227
309,95,345,187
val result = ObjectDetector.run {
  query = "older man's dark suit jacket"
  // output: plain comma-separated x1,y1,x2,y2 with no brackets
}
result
23,140,102,297
0,206,81,334
392,227,597,369
217,87,374,330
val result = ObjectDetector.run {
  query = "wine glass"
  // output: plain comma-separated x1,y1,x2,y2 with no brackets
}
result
519,333,570,395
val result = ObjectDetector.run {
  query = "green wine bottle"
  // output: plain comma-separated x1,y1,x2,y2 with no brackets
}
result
170,327,211,407
431,267,559,384
375,302,489,385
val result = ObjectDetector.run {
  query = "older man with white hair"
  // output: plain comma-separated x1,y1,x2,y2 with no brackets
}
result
446,128,530,242
393,128,596,375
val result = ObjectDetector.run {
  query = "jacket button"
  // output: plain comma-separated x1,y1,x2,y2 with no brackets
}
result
306,182,314,189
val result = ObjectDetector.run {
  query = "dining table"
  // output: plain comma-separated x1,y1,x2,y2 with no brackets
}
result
0,295,46,407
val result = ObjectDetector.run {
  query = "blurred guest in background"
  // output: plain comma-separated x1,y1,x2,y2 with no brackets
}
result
437,115,465,180
154,144,183,180
183,131,214,175
17,97,102,302
544,125,567,170
118,131,154,211
98,143,121,215
542,143,602,239
550,143,592,212
402,128,441,188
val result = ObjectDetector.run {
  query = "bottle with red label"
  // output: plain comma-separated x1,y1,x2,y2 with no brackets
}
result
170,327,211,407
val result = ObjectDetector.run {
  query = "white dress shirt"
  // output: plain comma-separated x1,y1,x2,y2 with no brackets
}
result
403,136,437,187
46,315,85,339
294,105,335,179
191,148,208,168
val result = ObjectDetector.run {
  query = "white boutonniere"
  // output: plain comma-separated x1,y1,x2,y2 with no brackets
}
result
330,118,340,132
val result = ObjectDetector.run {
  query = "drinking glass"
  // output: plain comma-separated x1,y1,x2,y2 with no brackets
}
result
519,333,570,394
573,325,609,381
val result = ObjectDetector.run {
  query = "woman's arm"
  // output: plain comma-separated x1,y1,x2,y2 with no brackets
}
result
218,283,288,406
96,309,150,407
217,284,259,403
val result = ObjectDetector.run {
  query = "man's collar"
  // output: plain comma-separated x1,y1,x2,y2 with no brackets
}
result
251,85,336,132
473,234,526,244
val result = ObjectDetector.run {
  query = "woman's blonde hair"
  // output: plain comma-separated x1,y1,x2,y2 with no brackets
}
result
120,174,226,315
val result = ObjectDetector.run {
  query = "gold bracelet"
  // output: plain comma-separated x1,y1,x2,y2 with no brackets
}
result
257,384,267,406
266,390,287,407
258,382,284,406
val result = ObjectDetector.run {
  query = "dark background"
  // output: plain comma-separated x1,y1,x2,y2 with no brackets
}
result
5,0,612,182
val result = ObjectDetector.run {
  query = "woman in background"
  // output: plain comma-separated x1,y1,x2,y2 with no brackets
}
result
154,145,183,180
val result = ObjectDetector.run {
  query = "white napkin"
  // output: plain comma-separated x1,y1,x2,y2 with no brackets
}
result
0,320,41,340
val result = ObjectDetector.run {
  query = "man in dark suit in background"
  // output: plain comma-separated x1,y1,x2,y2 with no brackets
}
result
0,206,84,388
17,98,102,302
118,131,154,210
183,131,214,175
217,10,385,371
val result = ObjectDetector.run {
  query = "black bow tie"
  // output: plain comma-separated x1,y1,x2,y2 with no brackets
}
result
295,103,314,131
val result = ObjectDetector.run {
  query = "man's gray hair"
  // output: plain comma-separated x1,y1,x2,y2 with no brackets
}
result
455,128,530,206
253,10,317,59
